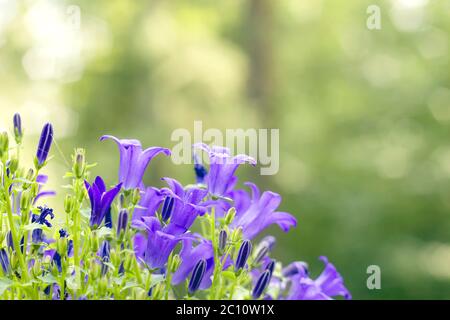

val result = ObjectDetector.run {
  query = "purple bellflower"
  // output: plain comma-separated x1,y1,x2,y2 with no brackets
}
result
85,176,122,228
193,143,256,197
286,256,351,300
160,178,208,235
100,135,171,190
132,187,166,222
31,206,55,244
229,183,297,239
132,216,192,269
172,238,215,290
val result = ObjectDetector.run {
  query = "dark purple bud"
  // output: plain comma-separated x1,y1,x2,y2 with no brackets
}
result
36,123,54,166
218,229,227,252
117,209,129,236
188,259,207,294
6,231,13,251
252,270,272,299
235,240,252,271
161,196,174,222
193,154,208,183
0,248,10,274
13,113,22,142
100,240,110,276
265,259,275,276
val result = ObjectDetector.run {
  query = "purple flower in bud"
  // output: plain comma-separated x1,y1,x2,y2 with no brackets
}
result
0,248,10,275
85,176,122,228
218,230,227,252
13,113,22,142
188,259,207,295
161,196,174,222
252,270,272,299
36,123,53,166
100,135,171,190
117,209,129,236
235,240,252,271
193,154,207,183
99,241,110,276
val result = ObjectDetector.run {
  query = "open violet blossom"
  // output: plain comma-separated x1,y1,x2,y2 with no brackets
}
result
286,256,351,300
160,177,208,235
132,216,194,269
0,113,351,300
85,176,122,228
229,182,297,239
101,135,171,190
193,143,256,197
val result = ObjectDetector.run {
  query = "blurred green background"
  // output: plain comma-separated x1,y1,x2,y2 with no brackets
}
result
0,0,449,299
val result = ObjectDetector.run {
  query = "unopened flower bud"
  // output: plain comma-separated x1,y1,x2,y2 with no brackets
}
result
0,132,9,158
170,254,181,273
231,227,243,243
32,259,42,278
35,123,53,169
235,240,252,271
13,113,23,144
225,207,236,225
73,149,86,179
218,229,227,253
131,188,140,205
57,237,68,256
8,157,18,175
64,195,74,214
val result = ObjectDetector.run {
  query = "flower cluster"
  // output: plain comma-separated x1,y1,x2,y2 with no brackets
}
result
0,114,351,300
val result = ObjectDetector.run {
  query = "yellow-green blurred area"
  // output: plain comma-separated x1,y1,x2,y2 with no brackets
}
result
0,0,449,299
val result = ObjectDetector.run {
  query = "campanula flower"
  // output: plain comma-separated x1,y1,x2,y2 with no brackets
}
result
36,123,53,167
85,176,122,228
132,187,166,222
160,178,208,235
172,239,215,290
193,143,256,197
286,256,351,300
31,206,55,244
100,135,171,190
229,183,297,239
132,216,192,269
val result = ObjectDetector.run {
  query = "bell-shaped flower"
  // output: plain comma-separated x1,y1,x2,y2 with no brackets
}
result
84,176,122,228
193,143,256,197
101,135,171,190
